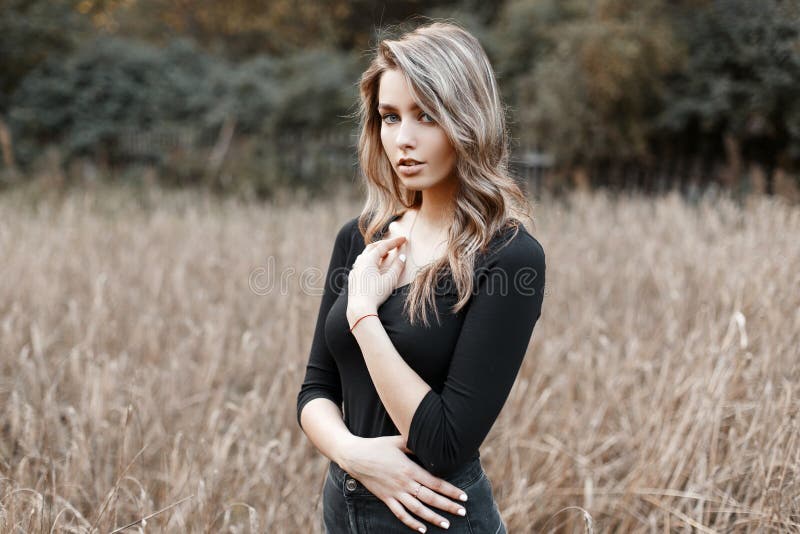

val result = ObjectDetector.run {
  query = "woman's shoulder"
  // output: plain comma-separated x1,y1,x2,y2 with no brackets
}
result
338,216,361,238
331,216,359,255
336,213,402,248
482,219,545,272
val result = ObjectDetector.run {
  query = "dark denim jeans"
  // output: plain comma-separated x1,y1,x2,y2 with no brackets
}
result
322,457,508,533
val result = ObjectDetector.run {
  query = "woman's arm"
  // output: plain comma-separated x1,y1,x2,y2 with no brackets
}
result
348,232,546,478
345,304,431,436
302,397,471,534
296,220,351,431
298,398,355,466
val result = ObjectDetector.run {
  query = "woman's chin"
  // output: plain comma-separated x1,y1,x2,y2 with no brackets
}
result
398,175,433,189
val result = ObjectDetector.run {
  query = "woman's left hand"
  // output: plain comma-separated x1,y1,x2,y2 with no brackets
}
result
338,435,469,532
347,235,407,318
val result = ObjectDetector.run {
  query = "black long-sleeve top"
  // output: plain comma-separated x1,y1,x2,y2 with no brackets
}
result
296,213,546,478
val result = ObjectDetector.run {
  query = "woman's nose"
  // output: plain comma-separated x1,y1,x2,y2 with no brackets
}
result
395,121,416,150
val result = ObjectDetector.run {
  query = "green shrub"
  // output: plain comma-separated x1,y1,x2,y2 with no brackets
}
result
9,35,361,194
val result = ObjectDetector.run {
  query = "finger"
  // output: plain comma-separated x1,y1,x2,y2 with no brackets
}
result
365,241,396,264
369,236,407,258
384,246,406,283
365,238,388,249
382,247,396,260
415,470,469,506
413,481,468,519
379,248,396,268
392,247,407,269
398,490,453,531
384,497,429,533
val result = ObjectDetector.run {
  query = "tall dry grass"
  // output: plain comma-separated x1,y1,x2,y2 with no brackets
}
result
0,183,798,532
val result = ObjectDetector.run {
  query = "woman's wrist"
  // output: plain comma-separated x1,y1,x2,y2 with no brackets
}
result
334,434,361,472
346,304,378,329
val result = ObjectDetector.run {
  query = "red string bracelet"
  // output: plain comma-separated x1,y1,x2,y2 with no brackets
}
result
349,313,379,333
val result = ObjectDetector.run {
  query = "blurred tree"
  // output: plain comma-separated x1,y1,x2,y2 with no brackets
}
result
336,0,486,52
8,33,362,192
489,0,585,108
511,0,682,172
0,0,91,112
131,0,353,57
7,0,797,195
8,36,221,167
0,0,92,173
87,0,470,58
657,0,800,193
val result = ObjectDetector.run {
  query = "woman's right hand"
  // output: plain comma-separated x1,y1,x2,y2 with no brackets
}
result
338,434,468,532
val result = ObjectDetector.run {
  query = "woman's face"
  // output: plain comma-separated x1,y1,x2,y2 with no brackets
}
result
378,68,457,192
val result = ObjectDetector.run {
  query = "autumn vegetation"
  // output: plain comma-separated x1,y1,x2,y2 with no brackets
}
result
1,183,797,531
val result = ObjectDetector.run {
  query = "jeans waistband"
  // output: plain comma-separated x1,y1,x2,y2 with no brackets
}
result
328,455,484,498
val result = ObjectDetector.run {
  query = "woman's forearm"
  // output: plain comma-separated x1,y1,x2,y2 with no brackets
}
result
299,398,357,468
346,306,431,440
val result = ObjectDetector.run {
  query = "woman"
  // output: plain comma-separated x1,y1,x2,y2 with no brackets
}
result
297,21,546,533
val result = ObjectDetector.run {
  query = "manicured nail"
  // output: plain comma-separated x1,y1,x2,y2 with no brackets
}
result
417,527,426,533
440,521,449,529
399,253,406,262
459,493,468,501
457,508,466,516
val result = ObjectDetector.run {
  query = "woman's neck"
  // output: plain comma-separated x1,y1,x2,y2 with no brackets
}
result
411,177,458,233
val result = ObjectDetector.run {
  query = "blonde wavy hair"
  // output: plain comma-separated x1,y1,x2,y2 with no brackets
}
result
356,20,535,327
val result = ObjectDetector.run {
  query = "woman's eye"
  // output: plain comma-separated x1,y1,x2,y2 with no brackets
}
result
381,112,435,124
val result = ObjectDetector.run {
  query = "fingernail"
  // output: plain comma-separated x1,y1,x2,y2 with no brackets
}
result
457,508,466,516
440,521,449,529
417,528,426,533
399,253,406,262
460,493,468,501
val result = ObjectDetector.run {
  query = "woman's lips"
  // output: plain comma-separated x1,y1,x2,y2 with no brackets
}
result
397,162,426,176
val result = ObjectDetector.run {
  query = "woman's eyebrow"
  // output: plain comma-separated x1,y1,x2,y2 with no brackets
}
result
377,103,422,111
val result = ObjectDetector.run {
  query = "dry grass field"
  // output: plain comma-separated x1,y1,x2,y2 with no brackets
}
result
0,184,798,532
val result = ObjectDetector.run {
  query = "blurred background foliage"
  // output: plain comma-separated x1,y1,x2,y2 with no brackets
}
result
1,0,798,199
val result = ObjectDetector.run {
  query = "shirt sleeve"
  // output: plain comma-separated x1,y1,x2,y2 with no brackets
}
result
406,232,546,477
296,218,355,431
